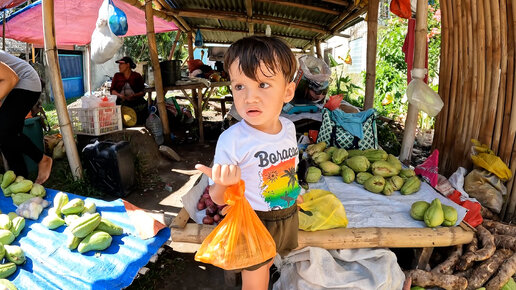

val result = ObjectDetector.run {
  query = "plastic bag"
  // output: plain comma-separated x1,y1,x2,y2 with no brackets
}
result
91,0,123,64
108,0,128,36
464,169,506,214
298,55,331,83
195,29,204,47
471,153,512,182
406,69,443,117
414,149,439,187
298,189,348,231
194,180,276,270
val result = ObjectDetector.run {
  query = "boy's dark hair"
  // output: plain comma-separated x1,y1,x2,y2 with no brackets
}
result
224,36,297,82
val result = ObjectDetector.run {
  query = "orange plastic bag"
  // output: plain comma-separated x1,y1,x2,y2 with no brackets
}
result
194,180,276,270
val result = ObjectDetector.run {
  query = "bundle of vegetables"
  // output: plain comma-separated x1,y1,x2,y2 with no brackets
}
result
42,192,123,254
1,171,47,207
0,212,27,282
304,142,421,195
407,219,516,290
410,198,458,227
197,186,227,225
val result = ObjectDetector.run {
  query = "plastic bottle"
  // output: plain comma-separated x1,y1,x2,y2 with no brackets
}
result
145,106,164,145
99,95,115,128
297,132,310,150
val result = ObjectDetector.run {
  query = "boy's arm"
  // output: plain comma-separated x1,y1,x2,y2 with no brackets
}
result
195,164,241,205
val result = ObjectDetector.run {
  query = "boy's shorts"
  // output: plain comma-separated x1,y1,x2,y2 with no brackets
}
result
237,204,299,272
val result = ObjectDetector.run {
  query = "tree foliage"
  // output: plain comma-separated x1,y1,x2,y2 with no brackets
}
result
121,31,187,63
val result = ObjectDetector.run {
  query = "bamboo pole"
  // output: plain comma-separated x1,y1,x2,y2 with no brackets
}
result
491,0,504,153
479,0,494,146
363,0,379,110
315,39,322,59
41,0,83,180
145,0,171,141
473,0,486,144
464,0,477,161
400,0,428,163
187,30,194,61
31,44,35,63
168,31,182,61
171,224,474,249
500,0,515,164
85,45,92,94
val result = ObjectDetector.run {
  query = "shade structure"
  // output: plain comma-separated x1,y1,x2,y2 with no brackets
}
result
1,0,177,46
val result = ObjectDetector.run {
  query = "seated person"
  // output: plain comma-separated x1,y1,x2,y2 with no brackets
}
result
110,56,148,125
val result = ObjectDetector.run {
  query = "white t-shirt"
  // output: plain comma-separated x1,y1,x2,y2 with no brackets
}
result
0,50,41,92
212,117,301,211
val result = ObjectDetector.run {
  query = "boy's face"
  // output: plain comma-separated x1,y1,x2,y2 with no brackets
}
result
229,60,295,134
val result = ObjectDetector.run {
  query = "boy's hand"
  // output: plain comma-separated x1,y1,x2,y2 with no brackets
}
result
195,164,241,186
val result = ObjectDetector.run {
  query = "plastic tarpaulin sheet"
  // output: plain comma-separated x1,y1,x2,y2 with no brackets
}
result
0,188,170,289
1,0,177,46
310,175,468,228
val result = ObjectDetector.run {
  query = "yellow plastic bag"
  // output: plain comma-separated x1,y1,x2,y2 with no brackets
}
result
470,139,512,181
194,180,276,270
298,189,348,231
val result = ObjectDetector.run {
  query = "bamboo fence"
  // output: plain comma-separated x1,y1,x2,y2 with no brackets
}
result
434,0,516,222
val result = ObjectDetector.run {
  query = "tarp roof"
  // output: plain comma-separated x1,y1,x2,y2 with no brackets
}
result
1,0,178,46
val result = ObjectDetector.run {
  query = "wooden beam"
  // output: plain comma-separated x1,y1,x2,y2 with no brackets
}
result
328,4,358,31
255,0,340,15
171,224,474,249
195,26,315,41
245,0,254,35
164,9,328,34
42,0,83,180
145,0,171,142
187,30,194,60
331,6,368,34
120,0,186,31
400,0,429,162
322,0,349,6
364,0,379,110
168,30,182,60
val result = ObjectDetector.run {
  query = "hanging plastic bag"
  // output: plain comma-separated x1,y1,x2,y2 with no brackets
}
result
298,55,331,83
108,0,128,36
390,0,412,19
91,0,123,64
298,189,348,231
195,29,204,47
406,68,443,117
194,180,276,270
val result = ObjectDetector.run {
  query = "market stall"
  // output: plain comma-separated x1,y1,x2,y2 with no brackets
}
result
0,187,170,289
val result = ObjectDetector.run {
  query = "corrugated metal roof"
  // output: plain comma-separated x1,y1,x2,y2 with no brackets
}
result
152,0,367,50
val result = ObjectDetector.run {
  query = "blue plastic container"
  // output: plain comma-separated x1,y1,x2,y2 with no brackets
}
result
22,117,44,175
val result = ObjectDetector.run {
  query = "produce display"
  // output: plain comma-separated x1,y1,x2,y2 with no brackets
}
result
409,198,458,227
0,212,26,282
197,186,227,225
42,192,123,254
1,171,48,220
303,142,421,195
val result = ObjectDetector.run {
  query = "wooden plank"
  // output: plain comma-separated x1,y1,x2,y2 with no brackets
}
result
413,247,434,270
171,224,475,249
170,208,190,229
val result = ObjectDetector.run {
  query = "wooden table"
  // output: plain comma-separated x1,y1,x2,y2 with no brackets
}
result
145,81,230,142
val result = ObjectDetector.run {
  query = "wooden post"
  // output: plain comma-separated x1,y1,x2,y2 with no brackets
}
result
168,31,182,60
42,0,83,179
187,30,194,61
145,0,171,142
2,11,5,51
363,0,379,110
85,45,92,94
400,0,429,163
315,39,322,59
31,44,35,63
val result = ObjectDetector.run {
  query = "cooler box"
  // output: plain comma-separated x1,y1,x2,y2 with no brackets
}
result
82,140,135,197
22,117,44,175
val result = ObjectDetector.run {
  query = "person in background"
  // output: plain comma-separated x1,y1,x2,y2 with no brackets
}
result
0,51,52,184
110,56,148,125
195,36,301,290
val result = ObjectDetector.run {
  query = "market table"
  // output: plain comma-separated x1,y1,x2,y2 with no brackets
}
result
171,174,474,250
0,188,170,289
145,81,230,142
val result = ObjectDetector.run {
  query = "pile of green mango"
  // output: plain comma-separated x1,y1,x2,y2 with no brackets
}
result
410,198,458,227
304,142,422,195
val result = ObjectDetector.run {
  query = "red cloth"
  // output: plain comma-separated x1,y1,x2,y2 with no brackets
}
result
447,191,483,228
415,149,439,187
402,19,429,84
390,0,412,19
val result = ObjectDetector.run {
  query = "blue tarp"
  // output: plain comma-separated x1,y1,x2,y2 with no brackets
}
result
0,188,170,289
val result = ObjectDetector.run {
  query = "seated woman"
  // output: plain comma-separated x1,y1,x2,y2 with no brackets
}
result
110,56,148,125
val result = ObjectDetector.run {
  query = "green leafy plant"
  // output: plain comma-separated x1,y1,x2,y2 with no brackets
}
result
122,31,187,62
